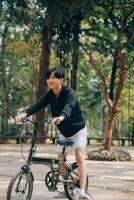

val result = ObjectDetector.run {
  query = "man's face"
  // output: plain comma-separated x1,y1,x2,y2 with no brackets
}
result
47,73,63,89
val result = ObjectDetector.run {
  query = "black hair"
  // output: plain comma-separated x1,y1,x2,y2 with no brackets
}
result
45,68,64,79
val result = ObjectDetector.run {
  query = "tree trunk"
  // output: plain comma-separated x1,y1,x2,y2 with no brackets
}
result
36,25,51,143
71,22,80,90
104,108,116,150
1,78,9,131
0,24,9,132
103,47,127,150
132,110,134,146
109,54,118,101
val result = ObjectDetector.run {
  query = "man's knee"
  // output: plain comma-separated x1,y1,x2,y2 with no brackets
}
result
75,148,85,164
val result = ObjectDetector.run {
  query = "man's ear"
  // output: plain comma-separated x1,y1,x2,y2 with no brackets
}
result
61,78,64,83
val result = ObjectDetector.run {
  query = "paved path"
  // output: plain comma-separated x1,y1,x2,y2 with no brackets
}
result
0,144,134,200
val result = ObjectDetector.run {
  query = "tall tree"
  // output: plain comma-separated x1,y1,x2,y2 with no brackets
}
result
36,24,51,142
84,0,134,150
0,22,9,130
0,0,30,131
71,14,82,90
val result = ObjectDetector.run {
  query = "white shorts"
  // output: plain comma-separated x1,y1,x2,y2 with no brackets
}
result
57,127,88,152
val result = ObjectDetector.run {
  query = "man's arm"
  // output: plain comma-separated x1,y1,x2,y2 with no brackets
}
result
15,91,51,124
51,88,77,126
60,88,77,120
26,90,51,116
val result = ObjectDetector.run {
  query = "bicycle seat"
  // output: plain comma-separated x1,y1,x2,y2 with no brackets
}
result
57,139,74,146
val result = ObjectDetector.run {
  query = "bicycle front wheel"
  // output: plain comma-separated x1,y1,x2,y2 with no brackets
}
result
6,171,33,200
64,162,88,200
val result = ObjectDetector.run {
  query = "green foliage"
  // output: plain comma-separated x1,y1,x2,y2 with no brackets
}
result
0,0,133,139
3,123,21,136
77,52,104,136
0,0,31,25
1,36,35,117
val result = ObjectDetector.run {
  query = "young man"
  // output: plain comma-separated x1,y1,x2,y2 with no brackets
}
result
15,68,89,200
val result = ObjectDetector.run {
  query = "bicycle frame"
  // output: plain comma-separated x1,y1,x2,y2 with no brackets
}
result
56,146,78,182
31,140,78,182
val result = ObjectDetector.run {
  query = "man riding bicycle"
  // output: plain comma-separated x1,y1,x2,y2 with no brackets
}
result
15,68,90,200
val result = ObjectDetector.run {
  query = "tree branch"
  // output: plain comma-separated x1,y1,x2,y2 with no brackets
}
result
106,0,120,31
113,48,127,108
86,51,112,108
81,28,114,51
127,57,134,70
123,8,134,27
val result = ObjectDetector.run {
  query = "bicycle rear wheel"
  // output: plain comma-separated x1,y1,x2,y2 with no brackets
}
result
6,170,33,200
64,162,88,200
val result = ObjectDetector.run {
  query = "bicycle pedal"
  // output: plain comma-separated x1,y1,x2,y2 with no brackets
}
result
48,187,57,192
48,189,56,192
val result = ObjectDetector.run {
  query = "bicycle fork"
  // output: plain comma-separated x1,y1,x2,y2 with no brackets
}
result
20,164,34,189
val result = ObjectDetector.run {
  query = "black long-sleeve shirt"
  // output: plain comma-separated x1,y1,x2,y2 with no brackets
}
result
26,85,85,137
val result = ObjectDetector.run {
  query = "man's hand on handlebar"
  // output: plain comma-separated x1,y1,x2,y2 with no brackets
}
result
14,113,27,124
51,116,64,125
15,113,64,125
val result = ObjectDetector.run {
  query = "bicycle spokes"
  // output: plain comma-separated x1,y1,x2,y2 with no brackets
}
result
7,171,33,200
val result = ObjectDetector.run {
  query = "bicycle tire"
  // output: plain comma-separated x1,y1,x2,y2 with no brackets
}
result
6,170,33,200
64,162,88,200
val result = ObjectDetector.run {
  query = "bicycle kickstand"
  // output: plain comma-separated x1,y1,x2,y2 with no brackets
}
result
87,191,95,200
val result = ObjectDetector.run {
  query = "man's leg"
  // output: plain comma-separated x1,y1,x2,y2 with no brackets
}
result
54,134,68,198
75,147,90,199
75,147,87,190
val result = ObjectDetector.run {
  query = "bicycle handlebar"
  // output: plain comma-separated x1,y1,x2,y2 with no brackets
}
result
21,117,51,124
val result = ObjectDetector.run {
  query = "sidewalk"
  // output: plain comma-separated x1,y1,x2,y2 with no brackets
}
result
0,144,134,200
